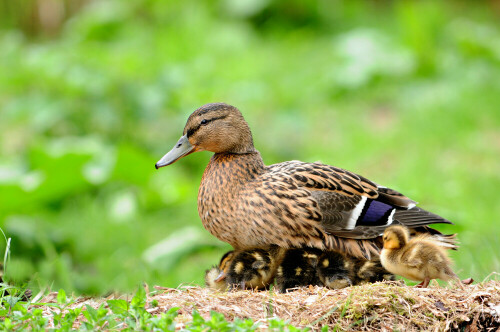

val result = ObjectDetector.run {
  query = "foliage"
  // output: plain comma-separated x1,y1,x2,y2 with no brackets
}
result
0,0,499,295
1,281,498,331
0,285,305,331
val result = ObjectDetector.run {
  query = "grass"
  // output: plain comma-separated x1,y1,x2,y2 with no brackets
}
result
1,280,499,331
0,285,298,331
0,0,499,297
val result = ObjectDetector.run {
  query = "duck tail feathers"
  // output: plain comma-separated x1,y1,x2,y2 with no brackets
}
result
394,206,454,227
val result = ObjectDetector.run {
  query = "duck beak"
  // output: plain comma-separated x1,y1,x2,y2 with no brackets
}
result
155,135,195,169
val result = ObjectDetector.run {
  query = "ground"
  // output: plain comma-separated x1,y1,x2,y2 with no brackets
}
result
28,279,500,331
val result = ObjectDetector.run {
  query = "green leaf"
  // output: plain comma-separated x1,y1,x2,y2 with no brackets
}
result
96,304,109,322
84,304,98,323
130,286,146,309
3,318,12,329
107,299,129,315
5,295,19,309
57,289,67,305
53,312,63,327
68,307,82,317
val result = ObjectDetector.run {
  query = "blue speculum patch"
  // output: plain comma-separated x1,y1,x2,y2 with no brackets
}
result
357,200,394,226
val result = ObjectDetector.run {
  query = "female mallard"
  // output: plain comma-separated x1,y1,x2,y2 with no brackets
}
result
155,103,454,259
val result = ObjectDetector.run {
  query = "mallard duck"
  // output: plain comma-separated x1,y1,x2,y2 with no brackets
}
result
275,248,322,292
156,103,455,259
316,251,353,289
208,247,285,290
380,225,462,288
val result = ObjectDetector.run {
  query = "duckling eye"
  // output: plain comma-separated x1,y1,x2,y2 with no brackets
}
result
200,119,208,125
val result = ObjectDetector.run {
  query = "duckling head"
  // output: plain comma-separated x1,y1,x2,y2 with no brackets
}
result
156,103,256,168
205,267,229,291
382,225,410,250
213,250,235,282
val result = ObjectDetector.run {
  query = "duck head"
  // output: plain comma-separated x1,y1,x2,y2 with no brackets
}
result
155,103,256,168
382,225,409,249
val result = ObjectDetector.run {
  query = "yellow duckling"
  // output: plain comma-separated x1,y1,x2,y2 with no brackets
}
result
380,225,462,288
156,103,456,259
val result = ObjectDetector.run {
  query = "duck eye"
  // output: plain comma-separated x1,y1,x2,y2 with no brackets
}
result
200,119,208,125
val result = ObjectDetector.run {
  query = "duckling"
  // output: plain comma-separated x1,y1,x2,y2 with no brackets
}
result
350,257,395,285
205,250,239,290
316,251,353,289
275,248,322,292
409,226,458,250
208,247,285,290
380,225,462,288
156,103,456,259
225,248,280,290
204,266,229,292
316,252,394,289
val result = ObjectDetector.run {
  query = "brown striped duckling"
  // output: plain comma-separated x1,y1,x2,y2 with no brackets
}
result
380,225,463,288
349,257,395,285
205,266,228,292
316,251,353,289
207,247,285,290
317,252,394,289
156,103,456,259
275,248,322,292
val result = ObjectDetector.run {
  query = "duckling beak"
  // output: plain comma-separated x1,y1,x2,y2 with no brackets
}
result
214,270,226,282
155,135,195,169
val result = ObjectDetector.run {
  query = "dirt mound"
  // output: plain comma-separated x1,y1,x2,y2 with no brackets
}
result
38,279,500,331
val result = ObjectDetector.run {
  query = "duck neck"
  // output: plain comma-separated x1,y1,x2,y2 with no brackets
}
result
222,127,256,155
198,150,265,246
200,151,265,198
211,151,265,179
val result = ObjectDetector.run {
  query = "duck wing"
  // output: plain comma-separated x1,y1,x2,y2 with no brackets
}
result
269,160,380,198
268,161,453,240
240,170,380,258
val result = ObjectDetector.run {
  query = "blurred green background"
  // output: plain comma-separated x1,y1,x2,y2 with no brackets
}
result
0,0,499,295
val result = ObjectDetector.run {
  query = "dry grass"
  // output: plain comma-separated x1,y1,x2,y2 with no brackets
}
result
38,279,500,331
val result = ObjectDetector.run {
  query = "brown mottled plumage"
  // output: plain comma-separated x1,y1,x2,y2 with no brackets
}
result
156,103,455,259
380,225,462,288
